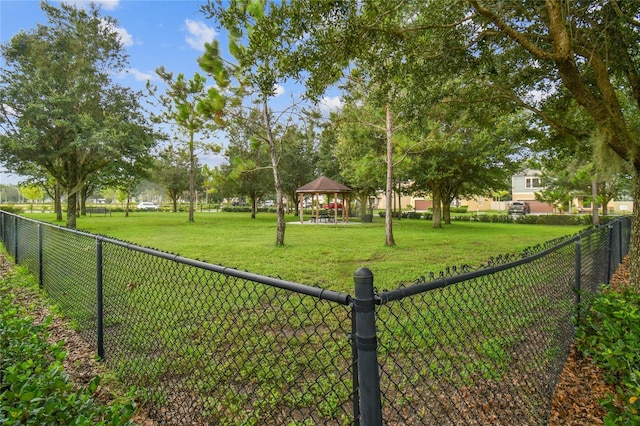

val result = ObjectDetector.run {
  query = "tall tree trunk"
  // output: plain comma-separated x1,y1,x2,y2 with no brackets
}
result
125,181,131,218
55,183,62,222
443,201,451,225
385,102,395,246
396,181,402,221
66,191,77,229
359,193,368,217
432,189,442,229
80,189,87,217
629,172,640,288
251,194,257,219
262,98,286,246
188,136,195,223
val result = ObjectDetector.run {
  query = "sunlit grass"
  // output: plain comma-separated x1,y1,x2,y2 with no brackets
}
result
25,211,583,293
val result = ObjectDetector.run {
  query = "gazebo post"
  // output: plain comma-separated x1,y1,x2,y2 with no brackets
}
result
299,193,304,223
344,194,349,223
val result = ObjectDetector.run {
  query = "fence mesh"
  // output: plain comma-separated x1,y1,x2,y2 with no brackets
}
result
99,241,354,424
41,225,99,343
0,211,631,425
375,238,576,425
16,218,39,275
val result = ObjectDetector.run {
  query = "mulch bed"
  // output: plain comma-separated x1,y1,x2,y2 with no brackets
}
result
547,257,630,425
0,253,630,425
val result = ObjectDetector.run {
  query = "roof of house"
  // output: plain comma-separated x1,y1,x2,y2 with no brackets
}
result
296,176,353,193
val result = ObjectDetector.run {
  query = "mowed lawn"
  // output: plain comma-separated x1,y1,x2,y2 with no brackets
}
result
25,211,584,293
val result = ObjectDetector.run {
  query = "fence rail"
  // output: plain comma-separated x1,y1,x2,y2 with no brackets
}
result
0,211,631,425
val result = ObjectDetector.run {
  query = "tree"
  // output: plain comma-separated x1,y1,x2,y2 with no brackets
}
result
199,1,475,247
462,0,640,283
19,184,44,212
230,0,640,284
154,145,197,213
279,116,319,216
0,2,156,229
201,164,224,206
198,29,300,246
220,108,273,218
150,70,224,222
330,102,386,219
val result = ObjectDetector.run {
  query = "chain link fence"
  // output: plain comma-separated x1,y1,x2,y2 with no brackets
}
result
0,211,631,425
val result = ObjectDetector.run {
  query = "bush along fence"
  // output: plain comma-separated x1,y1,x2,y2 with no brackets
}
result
0,211,631,425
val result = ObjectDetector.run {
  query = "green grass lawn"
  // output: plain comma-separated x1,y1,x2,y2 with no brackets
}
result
12,210,591,423
25,211,583,293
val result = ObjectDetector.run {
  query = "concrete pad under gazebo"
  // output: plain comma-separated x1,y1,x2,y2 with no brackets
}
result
296,176,353,224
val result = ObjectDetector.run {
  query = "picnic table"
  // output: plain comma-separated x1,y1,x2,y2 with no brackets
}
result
86,207,111,217
310,210,334,223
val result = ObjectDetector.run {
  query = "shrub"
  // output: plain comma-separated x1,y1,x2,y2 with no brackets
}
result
0,206,22,214
378,211,403,219
450,206,468,213
577,286,640,424
220,206,252,213
0,269,136,425
403,212,422,219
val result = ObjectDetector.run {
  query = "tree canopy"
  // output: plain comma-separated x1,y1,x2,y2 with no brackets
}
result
201,0,640,284
0,2,156,228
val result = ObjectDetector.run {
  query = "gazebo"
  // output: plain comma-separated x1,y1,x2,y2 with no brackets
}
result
296,176,353,223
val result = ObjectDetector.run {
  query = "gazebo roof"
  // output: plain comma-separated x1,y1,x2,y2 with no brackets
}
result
296,176,353,193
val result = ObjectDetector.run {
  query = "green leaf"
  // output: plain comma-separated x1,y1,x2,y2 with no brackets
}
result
88,376,100,394
247,0,264,20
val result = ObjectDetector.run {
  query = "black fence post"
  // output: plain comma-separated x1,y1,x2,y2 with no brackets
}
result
13,215,18,263
96,238,105,360
353,267,382,426
574,238,582,326
618,219,623,265
606,224,613,284
38,224,43,289
351,312,361,426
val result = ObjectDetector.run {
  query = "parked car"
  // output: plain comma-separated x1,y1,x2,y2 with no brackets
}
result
508,201,531,215
136,202,159,211
322,202,343,210
264,199,275,207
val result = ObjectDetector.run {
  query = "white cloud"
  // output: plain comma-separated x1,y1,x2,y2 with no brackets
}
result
1,104,18,118
112,24,134,47
273,84,285,97
61,0,120,11
319,95,343,115
184,19,217,51
99,18,135,48
95,0,119,10
115,68,156,82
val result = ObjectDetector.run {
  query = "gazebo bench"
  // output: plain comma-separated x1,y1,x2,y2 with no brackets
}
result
311,211,333,223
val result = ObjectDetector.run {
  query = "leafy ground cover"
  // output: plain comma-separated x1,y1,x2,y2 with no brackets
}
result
25,211,582,293
576,257,640,424
550,257,639,425
0,255,137,425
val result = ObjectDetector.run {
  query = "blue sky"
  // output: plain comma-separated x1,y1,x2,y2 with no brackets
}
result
0,0,343,184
